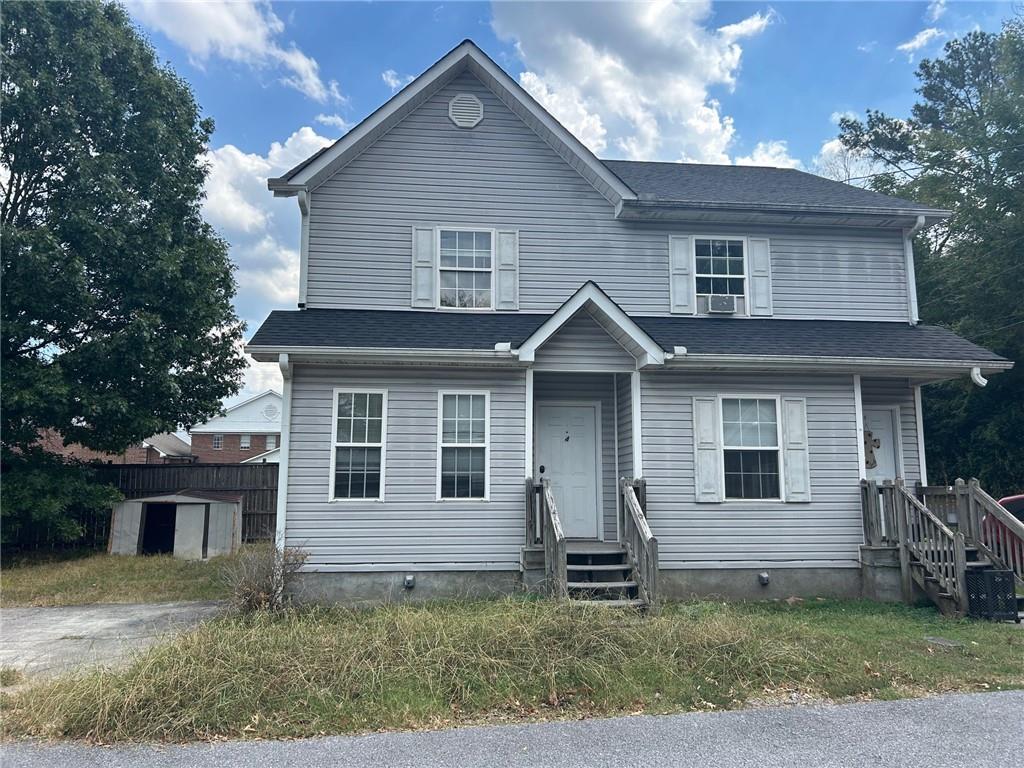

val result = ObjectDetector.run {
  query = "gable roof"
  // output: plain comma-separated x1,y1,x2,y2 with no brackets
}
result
142,433,192,458
603,160,949,219
268,40,635,206
190,390,282,434
246,306,1010,373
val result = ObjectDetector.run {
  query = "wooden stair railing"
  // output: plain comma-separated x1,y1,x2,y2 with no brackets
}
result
957,479,1024,588
538,478,568,599
619,478,658,606
894,479,969,613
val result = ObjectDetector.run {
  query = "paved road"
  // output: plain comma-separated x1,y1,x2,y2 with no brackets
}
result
5,691,1022,767
0,602,223,676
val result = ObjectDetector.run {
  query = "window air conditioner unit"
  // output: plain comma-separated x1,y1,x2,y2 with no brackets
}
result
708,294,737,314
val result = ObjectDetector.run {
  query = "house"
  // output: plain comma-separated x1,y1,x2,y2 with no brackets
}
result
188,391,282,463
246,40,1012,605
39,429,193,465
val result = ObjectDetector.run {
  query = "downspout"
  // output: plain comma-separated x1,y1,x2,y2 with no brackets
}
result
970,367,988,387
275,353,293,552
904,214,926,325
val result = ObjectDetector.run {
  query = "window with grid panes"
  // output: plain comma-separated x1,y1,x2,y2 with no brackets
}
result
695,238,745,299
722,397,780,500
438,230,492,308
439,393,487,498
333,392,385,499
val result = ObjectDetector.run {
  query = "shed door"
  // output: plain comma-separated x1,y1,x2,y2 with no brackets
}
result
864,408,899,481
536,404,600,539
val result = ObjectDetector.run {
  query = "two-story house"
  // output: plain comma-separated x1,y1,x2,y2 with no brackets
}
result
247,41,1011,605
189,390,282,463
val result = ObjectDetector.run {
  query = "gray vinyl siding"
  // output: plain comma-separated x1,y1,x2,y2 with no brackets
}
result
306,71,911,323
532,311,637,372
615,373,633,482
286,365,526,571
640,372,863,569
533,372,618,540
861,377,922,485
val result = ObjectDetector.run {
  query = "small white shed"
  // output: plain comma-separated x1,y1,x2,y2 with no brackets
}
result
108,491,243,560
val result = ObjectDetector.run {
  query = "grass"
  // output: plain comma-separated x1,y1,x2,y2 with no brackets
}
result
1,551,234,607
0,668,25,688
2,598,1022,743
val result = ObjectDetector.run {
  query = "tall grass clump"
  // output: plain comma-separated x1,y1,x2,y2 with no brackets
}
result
219,544,307,613
2,599,1021,743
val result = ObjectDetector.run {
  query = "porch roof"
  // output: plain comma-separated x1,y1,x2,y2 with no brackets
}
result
247,307,1009,371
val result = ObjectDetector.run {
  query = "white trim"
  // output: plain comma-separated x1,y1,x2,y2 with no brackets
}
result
524,369,534,479
914,384,928,485
328,389,388,502
691,234,751,317
272,41,635,205
297,190,310,306
853,375,867,480
275,354,292,551
631,370,643,477
534,399,604,541
241,447,280,464
516,282,664,366
904,214,925,324
717,394,785,502
436,389,491,501
612,375,621,542
434,226,497,311
862,404,905,481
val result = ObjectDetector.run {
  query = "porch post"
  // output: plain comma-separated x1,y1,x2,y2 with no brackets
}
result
524,368,534,478
630,370,643,478
275,353,292,552
853,374,866,480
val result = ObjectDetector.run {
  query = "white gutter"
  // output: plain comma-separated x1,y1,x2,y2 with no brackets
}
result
904,214,926,325
666,353,1012,372
274,353,292,553
297,191,310,307
970,366,989,387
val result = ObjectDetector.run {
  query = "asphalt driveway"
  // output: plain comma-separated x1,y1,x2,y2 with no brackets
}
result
4,690,1022,768
0,601,223,676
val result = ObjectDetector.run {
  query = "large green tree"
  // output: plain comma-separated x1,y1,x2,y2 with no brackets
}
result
839,21,1023,496
1,1,246,543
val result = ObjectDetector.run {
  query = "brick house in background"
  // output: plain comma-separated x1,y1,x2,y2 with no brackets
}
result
189,391,281,463
39,430,193,464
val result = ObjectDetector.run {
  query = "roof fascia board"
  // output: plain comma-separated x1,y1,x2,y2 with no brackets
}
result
245,345,522,366
516,283,664,365
667,353,1013,375
615,199,950,227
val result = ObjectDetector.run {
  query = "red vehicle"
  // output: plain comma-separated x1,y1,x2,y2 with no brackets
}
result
998,494,1024,524
989,494,1024,574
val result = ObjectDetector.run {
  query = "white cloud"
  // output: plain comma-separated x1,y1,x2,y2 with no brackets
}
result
896,28,945,59
735,140,802,169
129,0,343,103
381,69,414,92
202,127,334,396
811,137,878,185
830,110,857,125
491,1,776,163
857,40,877,53
315,113,354,133
925,0,947,23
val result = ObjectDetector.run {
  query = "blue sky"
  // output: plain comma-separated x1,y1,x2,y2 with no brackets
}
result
125,0,1013,402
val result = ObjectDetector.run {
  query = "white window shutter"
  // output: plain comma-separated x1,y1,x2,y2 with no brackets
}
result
782,397,812,502
748,237,773,316
669,235,695,315
411,226,436,308
693,396,722,502
494,230,519,310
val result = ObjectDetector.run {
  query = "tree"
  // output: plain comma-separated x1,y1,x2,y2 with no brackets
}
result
1,1,246,543
838,21,1024,496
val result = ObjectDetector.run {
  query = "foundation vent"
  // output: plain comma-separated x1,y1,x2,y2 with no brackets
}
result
448,93,484,128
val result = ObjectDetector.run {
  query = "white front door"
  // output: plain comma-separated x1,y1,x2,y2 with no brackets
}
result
536,403,600,539
864,407,899,481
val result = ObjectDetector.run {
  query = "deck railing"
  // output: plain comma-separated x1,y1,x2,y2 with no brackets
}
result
860,479,897,546
619,478,658,605
955,479,1024,587
534,478,567,598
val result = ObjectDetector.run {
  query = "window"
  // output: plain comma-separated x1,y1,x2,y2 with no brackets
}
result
695,238,745,299
331,391,386,500
212,434,224,450
266,434,277,451
722,397,780,500
438,229,492,309
240,433,251,450
438,392,488,499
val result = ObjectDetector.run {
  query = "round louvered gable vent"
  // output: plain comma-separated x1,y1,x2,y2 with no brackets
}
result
262,403,280,421
448,93,483,128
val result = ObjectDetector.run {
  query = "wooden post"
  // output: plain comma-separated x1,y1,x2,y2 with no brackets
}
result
953,532,969,615
525,477,535,546
954,478,971,542
635,477,647,516
893,480,913,604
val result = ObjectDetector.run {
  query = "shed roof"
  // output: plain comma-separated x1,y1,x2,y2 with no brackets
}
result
119,490,244,504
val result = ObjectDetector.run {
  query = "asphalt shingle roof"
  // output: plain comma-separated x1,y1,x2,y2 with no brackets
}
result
602,159,940,214
248,309,1006,364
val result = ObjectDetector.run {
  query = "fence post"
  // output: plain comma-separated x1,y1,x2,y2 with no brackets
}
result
892,480,913,604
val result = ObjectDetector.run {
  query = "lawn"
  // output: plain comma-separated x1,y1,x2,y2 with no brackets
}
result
2,598,1022,742
1,551,232,607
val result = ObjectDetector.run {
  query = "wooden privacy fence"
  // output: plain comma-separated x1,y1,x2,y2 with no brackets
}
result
94,463,278,542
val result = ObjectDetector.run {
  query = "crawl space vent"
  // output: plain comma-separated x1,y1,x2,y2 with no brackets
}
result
448,93,484,128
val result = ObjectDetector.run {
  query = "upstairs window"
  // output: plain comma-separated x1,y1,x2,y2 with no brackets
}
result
240,433,251,450
212,434,224,450
722,397,780,500
438,392,489,499
332,391,386,500
438,229,492,309
266,434,277,451
695,237,746,313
